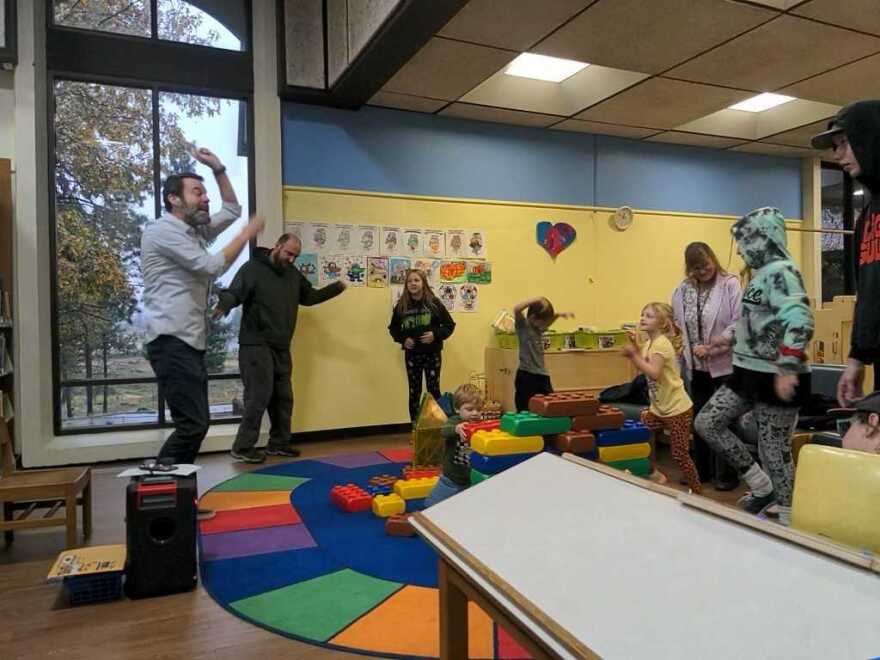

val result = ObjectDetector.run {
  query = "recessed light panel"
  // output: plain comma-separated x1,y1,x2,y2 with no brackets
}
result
504,53,589,83
728,93,796,113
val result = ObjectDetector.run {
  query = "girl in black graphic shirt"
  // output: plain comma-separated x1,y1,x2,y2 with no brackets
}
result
388,269,456,421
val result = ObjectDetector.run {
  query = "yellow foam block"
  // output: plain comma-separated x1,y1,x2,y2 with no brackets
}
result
393,476,439,500
372,493,406,518
598,442,651,463
471,429,543,456
792,445,880,554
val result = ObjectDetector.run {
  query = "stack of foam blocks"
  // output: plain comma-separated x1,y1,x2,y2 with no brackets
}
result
466,417,546,484
329,467,441,537
531,391,653,477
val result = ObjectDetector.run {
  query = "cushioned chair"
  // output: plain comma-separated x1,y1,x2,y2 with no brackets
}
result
791,444,880,553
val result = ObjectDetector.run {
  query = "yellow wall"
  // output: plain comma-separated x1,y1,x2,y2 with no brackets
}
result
283,186,803,432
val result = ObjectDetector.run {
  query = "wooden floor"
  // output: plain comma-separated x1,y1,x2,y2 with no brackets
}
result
1,433,745,660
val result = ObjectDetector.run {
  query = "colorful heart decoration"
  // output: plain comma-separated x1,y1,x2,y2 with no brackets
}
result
536,221,577,259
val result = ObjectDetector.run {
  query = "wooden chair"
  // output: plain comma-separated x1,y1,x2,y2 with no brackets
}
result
0,417,92,548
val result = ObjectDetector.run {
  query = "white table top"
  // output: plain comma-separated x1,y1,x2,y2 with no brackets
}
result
414,452,880,660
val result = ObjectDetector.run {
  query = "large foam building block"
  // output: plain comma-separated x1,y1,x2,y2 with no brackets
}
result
500,411,571,436
792,445,880,553
471,429,544,456
330,484,372,513
461,419,501,440
572,406,625,432
385,514,416,537
403,465,441,480
393,476,439,500
529,391,600,418
372,493,406,518
551,431,596,454
595,419,651,446
605,457,652,477
369,474,400,487
470,468,491,484
599,442,651,463
470,451,535,475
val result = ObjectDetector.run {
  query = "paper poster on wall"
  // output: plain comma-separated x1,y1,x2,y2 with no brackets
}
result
437,283,457,313
356,225,380,257
446,230,466,259
343,256,367,286
457,283,479,313
466,229,487,259
331,224,355,255
440,260,467,283
367,257,388,288
305,223,330,254
412,258,441,288
390,284,404,313
381,227,402,256
402,229,422,258
283,222,304,243
319,254,344,286
422,230,445,258
389,257,411,285
466,260,492,284
296,253,319,286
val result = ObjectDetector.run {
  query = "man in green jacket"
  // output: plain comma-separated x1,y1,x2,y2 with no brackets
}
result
216,232,346,462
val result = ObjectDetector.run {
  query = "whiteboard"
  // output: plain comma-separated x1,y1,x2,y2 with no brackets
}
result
418,452,880,659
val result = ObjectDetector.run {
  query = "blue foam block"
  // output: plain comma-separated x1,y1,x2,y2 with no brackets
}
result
470,451,536,475
595,419,651,446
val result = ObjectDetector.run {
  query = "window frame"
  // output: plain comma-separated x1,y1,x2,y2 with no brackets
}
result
820,160,858,301
46,2,255,435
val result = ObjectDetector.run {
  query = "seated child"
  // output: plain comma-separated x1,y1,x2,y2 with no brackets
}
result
512,297,574,411
424,384,484,507
833,391,880,453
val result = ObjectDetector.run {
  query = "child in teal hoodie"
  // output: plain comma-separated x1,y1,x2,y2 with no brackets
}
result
695,208,814,526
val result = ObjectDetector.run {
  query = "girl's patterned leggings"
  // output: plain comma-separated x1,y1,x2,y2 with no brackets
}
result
641,407,701,493
405,352,442,422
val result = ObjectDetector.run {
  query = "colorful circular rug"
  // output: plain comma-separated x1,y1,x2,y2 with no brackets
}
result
198,447,530,659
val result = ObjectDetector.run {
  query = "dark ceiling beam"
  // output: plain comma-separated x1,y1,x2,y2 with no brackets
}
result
277,0,470,109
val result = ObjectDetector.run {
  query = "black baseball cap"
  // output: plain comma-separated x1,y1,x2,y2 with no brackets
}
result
811,119,845,150
829,391,880,417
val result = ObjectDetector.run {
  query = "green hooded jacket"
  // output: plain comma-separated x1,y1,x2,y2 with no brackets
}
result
731,207,814,375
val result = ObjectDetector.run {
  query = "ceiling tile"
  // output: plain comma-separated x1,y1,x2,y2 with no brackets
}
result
780,53,880,105
551,119,660,139
646,132,748,149
438,0,593,51
676,99,838,140
460,62,648,116
575,77,753,130
368,91,448,113
792,0,880,38
746,0,801,8
759,120,829,148
382,37,515,100
667,15,880,90
439,103,563,128
731,142,819,158
532,0,775,74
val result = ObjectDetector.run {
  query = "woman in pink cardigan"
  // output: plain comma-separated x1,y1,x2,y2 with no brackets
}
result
672,242,742,490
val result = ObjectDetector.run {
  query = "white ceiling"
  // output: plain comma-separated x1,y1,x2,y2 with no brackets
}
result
369,0,880,157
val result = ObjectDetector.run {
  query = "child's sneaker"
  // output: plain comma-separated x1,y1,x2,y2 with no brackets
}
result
737,490,775,514
231,447,266,464
265,445,301,458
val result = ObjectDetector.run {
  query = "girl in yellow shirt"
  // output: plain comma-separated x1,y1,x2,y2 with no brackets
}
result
622,302,700,493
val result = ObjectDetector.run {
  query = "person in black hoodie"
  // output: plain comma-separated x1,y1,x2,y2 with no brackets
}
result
216,233,346,463
388,269,456,422
812,100,880,406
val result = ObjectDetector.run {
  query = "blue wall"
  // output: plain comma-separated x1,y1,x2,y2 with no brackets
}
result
282,103,802,219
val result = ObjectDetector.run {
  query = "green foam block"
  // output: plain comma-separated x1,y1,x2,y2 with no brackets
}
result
470,468,491,484
605,457,652,477
500,411,571,436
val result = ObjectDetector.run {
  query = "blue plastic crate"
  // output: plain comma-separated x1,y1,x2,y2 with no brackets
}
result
64,571,124,605
595,419,651,447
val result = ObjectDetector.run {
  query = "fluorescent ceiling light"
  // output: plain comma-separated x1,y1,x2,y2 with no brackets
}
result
728,93,796,113
504,53,589,83
854,189,865,196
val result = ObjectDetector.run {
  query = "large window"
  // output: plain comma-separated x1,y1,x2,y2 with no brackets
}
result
48,1,253,433
820,162,862,303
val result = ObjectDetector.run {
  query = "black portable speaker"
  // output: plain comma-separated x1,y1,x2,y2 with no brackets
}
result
124,473,198,599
